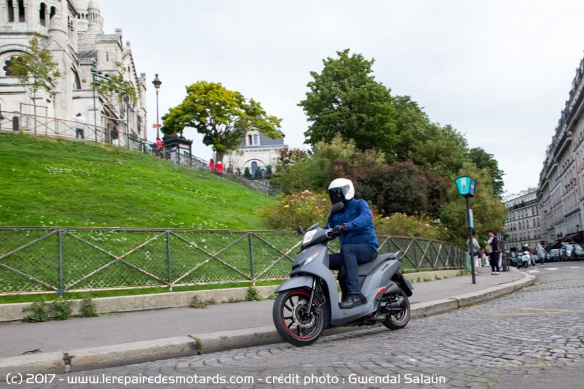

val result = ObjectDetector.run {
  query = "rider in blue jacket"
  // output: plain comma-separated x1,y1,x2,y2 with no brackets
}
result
326,178,378,308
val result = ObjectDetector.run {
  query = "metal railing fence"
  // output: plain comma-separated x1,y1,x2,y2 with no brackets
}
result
0,111,150,152
0,227,465,296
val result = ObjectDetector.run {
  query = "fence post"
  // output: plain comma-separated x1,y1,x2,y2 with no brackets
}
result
248,233,255,286
413,239,418,270
166,231,173,292
58,229,64,297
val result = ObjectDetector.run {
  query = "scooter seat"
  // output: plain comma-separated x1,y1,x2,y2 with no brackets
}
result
338,252,396,278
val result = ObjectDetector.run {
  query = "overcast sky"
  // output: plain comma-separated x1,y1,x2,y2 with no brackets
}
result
99,0,584,196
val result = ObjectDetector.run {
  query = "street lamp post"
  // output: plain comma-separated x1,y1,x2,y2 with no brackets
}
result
152,74,162,139
455,176,477,284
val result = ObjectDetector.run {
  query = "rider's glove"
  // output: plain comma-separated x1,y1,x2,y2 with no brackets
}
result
333,223,349,235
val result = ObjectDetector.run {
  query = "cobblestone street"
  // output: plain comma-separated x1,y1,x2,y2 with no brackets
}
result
26,264,584,388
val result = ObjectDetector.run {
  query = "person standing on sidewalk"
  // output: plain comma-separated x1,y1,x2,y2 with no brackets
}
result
536,241,546,266
467,230,481,276
485,229,500,275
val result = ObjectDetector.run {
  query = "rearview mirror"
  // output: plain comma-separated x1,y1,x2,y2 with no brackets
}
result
297,226,305,234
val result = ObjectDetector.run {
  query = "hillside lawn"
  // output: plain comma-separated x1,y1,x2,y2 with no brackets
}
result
0,133,277,229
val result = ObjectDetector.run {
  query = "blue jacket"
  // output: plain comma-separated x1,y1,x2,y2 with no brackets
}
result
327,199,378,251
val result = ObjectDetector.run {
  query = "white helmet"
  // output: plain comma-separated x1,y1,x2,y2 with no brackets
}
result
328,178,355,204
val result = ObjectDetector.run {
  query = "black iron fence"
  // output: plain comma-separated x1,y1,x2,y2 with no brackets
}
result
0,227,465,296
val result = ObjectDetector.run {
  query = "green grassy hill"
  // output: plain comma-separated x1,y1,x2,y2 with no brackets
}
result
0,133,276,229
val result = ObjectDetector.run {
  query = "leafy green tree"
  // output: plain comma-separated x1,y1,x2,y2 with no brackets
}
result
391,95,432,162
299,49,397,154
91,62,137,104
8,33,61,135
243,167,252,179
162,81,282,163
440,162,508,245
412,124,469,178
469,147,505,196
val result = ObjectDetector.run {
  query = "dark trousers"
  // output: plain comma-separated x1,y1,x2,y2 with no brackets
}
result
76,128,84,139
490,252,500,272
329,244,377,295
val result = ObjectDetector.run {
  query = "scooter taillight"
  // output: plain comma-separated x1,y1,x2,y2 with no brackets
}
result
375,287,386,299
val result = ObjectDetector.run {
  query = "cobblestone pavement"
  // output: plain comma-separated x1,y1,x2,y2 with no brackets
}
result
21,264,584,388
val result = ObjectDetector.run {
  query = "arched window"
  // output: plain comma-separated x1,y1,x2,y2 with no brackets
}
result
7,0,14,22
49,6,56,19
72,68,81,89
251,161,258,177
40,3,46,26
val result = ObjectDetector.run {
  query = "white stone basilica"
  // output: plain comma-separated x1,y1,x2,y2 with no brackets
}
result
0,0,147,147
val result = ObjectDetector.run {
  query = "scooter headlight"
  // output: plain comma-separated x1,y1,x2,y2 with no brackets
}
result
303,230,317,245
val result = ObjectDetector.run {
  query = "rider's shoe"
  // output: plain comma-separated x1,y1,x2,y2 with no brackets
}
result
340,294,362,309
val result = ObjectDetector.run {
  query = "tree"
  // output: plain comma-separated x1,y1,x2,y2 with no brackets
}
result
412,124,469,178
469,147,505,197
162,81,282,163
91,62,137,104
8,33,61,135
439,162,508,245
299,49,397,154
391,95,432,162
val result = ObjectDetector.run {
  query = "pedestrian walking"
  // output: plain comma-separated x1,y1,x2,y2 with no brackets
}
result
536,241,546,266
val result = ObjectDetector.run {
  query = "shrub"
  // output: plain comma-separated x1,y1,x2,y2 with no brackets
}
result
22,298,49,322
258,190,330,231
374,212,448,240
51,297,72,320
245,287,263,301
79,298,98,318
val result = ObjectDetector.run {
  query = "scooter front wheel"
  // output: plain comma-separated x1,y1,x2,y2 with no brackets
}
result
273,289,325,347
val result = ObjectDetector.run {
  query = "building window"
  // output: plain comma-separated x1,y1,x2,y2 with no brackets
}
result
106,52,109,61
253,134,259,145
247,134,253,146
18,0,24,22
40,3,46,26
49,6,56,19
7,0,14,22
3,56,19,77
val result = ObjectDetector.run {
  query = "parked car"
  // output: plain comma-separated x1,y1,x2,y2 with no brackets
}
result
549,248,561,262
571,244,584,260
560,243,584,261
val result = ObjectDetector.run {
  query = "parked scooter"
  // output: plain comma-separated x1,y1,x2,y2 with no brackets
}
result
272,202,414,347
518,251,531,268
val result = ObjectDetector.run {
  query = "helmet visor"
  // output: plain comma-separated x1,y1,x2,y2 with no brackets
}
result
328,187,345,204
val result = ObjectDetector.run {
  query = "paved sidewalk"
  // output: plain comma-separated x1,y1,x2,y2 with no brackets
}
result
0,267,535,378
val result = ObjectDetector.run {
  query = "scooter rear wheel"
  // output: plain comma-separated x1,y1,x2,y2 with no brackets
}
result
382,287,411,330
273,289,325,347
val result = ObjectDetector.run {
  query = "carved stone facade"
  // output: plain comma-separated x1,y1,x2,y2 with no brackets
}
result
0,0,147,143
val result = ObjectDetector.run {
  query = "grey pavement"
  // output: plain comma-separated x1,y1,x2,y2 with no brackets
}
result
0,267,534,379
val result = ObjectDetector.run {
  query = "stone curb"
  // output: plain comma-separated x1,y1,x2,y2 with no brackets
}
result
0,270,532,380
0,270,462,323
